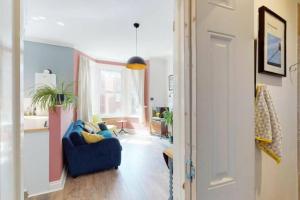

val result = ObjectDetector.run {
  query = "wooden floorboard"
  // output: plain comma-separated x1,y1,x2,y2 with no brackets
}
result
28,133,170,200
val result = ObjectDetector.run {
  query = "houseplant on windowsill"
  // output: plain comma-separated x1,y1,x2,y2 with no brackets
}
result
163,110,173,144
32,82,76,111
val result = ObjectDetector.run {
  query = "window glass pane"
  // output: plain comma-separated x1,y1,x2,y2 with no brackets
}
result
100,94,106,114
91,65,143,117
99,93,122,115
99,69,122,116
100,70,121,92
127,71,141,116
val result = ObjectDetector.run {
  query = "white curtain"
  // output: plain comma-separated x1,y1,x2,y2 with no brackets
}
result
125,69,145,124
90,61,101,115
77,55,92,121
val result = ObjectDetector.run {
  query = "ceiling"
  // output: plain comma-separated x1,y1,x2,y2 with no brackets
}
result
24,0,174,62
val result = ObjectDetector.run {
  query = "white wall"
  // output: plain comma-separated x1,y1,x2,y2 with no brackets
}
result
166,56,174,109
255,1,298,200
149,56,173,108
24,130,49,196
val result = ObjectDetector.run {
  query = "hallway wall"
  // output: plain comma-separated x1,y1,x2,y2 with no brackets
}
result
148,57,170,107
24,41,74,97
255,1,298,200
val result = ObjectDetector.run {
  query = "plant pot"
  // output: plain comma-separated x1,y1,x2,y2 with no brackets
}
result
169,135,173,144
56,94,65,105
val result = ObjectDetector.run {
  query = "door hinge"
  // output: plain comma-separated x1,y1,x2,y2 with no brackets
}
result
186,160,196,182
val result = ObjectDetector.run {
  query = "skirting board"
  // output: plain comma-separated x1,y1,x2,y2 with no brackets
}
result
27,167,67,198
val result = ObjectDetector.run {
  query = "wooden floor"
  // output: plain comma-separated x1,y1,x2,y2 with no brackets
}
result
28,132,170,200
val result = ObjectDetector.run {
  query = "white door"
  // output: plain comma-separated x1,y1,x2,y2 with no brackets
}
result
193,0,255,199
0,0,23,199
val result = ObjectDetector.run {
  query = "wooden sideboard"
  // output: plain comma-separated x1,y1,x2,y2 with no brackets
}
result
150,117,168,138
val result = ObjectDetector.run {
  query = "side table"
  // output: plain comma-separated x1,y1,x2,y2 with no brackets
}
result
118,120,128,134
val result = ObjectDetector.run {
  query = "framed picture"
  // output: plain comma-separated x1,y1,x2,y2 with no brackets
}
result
168,75,174,91
258,6,287,77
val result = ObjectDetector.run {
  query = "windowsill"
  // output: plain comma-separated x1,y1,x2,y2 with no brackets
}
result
101,115,140,119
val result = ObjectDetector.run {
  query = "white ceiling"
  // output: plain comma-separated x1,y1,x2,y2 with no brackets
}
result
24,0,174,62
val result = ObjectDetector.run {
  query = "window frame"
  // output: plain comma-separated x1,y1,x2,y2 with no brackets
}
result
98,65,125,118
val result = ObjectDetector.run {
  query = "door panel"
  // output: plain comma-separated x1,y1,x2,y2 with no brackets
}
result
195,0,254,199
209,32,235,188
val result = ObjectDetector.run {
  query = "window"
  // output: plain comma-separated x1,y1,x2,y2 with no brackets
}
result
90,62,144,118
99,70,122,116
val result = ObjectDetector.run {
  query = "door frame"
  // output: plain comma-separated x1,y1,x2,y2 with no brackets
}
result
1,0,23,199
13,0,23,199
173,0,195,199
18,0,192,198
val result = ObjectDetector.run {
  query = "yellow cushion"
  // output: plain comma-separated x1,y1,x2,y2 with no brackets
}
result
92,115,103,124
81,131,104,144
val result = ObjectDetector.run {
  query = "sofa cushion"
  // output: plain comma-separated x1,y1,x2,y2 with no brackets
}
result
98,123,108,131
84,122,100,133
70,127,86,146
81,131,104,144
97,130,113,138
74,120,84,128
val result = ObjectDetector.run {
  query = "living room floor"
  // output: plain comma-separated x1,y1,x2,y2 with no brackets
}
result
28,130,170,200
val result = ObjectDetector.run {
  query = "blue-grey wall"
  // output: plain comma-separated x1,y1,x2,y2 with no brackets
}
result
24,41,74,97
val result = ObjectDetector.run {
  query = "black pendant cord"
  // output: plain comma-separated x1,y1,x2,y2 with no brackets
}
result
136,27,138,56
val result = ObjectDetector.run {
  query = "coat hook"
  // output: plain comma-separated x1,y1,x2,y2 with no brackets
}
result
289,62,299,72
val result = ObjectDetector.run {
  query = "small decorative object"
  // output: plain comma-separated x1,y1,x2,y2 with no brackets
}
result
163,110,173,144
43,68,53,74
156,112,160,118
258,6,286,77
127,23,147,70
32,82,76,110
168,75,174,91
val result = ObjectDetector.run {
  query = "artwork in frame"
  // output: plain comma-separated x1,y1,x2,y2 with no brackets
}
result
258,6,287,77
168,75,174,91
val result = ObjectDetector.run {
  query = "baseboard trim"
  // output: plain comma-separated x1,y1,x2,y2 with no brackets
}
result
27,167,67,198
49,167,67,192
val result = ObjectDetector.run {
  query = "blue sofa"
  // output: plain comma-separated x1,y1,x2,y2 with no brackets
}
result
62,120,122,177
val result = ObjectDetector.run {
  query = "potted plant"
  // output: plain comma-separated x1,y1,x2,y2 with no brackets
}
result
56,82,68,105
163,110,173,144
32,82,76,111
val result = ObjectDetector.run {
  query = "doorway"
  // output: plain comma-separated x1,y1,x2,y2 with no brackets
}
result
22,0,189,199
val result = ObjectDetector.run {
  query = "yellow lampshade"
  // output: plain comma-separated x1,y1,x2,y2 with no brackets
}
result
126,56,147,70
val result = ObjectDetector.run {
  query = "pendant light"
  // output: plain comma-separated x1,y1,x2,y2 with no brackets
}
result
127,23,147,70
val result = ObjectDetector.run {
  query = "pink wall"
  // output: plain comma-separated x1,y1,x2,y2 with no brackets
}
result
49,106,73,182
73,50,150,128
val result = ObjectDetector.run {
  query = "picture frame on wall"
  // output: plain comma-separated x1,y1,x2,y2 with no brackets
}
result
168,75,174,91
258,6,287,77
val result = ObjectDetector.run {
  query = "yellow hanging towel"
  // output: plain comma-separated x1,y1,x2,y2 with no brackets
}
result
255,84,282,164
